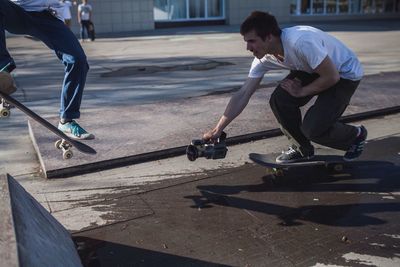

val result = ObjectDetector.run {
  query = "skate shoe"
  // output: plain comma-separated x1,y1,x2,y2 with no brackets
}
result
276,146,314,163
343,125,367,161
58,120,95,140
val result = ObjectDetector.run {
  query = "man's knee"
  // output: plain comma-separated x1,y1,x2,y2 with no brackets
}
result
269,86,286,111
63,52,89,72
269,89,277,111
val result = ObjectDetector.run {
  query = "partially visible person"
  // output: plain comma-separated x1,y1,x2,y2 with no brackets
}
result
77,0,94,42
60,0,74,27
0,0,94,140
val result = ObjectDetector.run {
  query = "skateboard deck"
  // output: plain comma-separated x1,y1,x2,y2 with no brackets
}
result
0,92,96,159
249,152,346,175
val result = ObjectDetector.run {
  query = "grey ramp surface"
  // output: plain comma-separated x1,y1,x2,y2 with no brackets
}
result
0,174,82,267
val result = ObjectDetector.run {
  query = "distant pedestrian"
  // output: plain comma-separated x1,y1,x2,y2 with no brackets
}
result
60,0,73,27
77,0,94,41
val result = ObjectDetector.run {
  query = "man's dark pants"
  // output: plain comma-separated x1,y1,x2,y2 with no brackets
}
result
269,71,360,155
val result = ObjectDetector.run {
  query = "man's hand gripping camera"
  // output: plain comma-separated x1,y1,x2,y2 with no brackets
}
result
186,132,228,161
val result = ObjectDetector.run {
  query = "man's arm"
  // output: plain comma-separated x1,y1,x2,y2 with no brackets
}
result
88,6,92,21
77,6,81,22
280,55,340,97
203,77,262,140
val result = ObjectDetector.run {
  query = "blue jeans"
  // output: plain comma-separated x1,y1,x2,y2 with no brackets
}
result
80,20,95,41
0,0,89,120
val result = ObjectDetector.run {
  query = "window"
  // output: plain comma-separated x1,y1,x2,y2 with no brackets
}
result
290,0,298,14
154,0,225,21
154,0,187,20
362,0,374,13
326,0,337,13
189,0,205,18
384,0,395,12
351,0,362,13
338,0,349,13
208,0,223,17
291,0,399,15
313,0,325,13
301,0,311,14
375,0,385,13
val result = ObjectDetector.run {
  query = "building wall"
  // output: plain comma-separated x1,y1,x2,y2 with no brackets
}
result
226,0,291,25
70,0,155,35
68,0,399,35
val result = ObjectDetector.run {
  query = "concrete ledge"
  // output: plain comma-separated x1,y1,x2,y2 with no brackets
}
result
0,174,82,267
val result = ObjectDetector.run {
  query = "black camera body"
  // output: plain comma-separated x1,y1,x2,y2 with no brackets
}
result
186,132,228,161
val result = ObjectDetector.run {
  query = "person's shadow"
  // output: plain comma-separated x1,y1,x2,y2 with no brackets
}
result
185,136,400,227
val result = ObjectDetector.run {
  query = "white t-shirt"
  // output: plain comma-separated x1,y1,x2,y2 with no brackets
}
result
11,0,61,11
11,0,64,20
78,4,92,21
249,26,363,81
60,0,72,20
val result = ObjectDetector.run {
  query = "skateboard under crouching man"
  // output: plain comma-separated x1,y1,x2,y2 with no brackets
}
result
249,152,348,177
0,92,96,159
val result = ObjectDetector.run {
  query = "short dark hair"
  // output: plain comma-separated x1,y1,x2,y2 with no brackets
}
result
240,11,282,40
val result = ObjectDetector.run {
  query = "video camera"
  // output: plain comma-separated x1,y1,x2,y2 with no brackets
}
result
186,131,228,161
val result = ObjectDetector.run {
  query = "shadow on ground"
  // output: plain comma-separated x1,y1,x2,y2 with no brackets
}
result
186,136,400,227
74,236,229,267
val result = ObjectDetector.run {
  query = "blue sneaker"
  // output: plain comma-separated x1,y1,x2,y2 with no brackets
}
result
58,120,95,140
0,60,16,73
343,126,367,161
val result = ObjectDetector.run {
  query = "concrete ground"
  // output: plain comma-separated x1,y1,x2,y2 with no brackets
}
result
1,19,400,266
16,114,400,267
75,132,400,267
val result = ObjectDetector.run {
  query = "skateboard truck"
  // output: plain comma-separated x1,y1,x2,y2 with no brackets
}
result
55,139,73,160
0,98,12,117
186,131,228,161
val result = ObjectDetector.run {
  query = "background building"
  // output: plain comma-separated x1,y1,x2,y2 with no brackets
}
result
69,0,400,34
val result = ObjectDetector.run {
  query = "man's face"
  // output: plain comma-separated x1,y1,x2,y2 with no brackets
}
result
243,30,269,59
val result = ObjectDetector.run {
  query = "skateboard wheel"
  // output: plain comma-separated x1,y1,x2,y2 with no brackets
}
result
63,149,73,160
0,108,10,117
333,164,344,172
273,168,284,177
55,139,63,149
